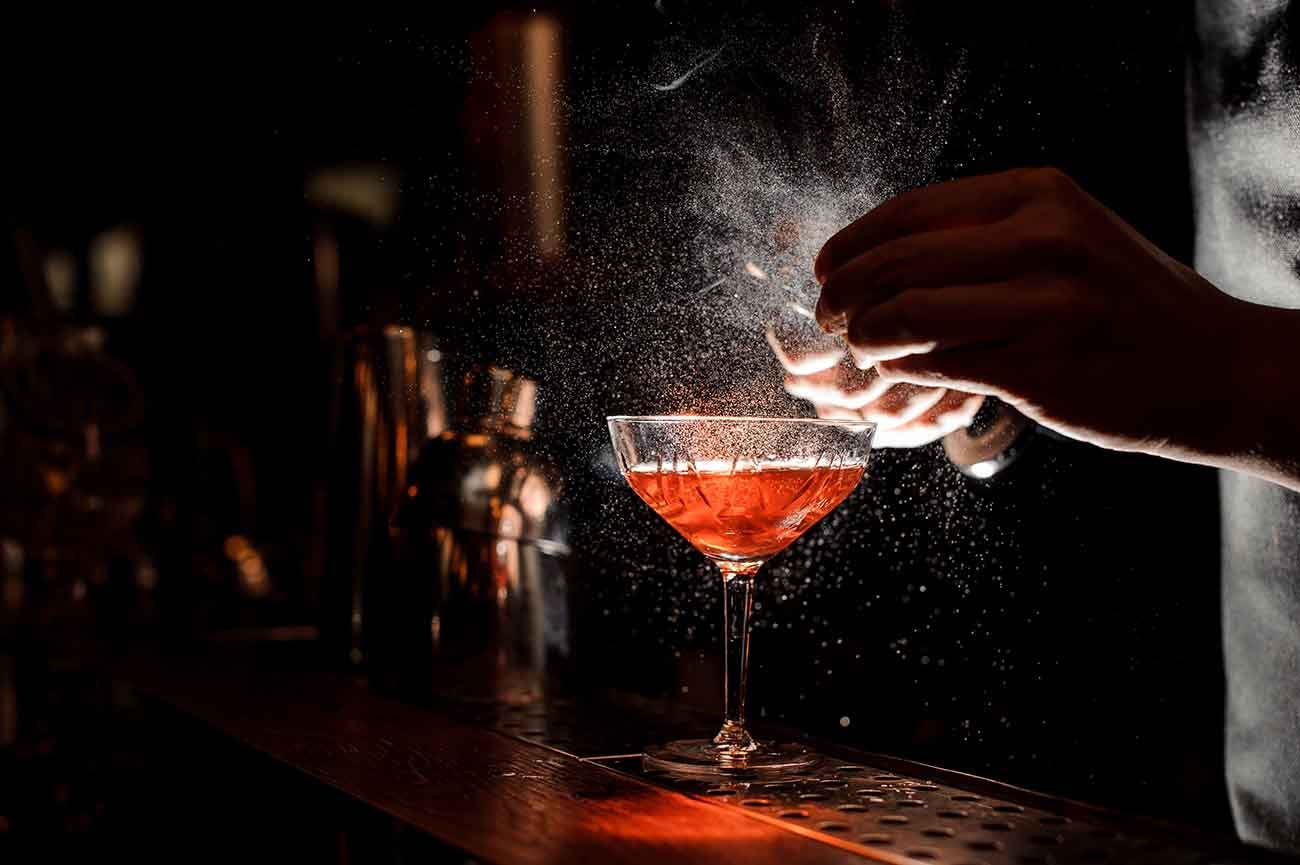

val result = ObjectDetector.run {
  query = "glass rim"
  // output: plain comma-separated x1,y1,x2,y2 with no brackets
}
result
606,414,875,432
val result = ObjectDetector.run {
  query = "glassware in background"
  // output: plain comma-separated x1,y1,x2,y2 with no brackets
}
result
323,326,572,703
318,325,424,668
1,230,150,634
606,415,874,774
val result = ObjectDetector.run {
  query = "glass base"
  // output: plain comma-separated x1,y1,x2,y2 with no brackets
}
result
643,738,817,776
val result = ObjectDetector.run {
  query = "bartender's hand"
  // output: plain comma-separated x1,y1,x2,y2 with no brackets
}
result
814,166,1300,486
771,340,983,448
764,263,983,449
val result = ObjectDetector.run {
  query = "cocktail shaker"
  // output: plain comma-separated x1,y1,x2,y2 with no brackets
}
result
344,335,571,703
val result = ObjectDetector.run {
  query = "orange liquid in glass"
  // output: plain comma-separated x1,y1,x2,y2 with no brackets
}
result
624,462,864,562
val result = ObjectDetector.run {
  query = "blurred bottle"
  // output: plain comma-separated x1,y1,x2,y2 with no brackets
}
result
1,229,150,637
318,325,421,667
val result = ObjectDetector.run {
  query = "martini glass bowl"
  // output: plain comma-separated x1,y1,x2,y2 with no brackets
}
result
607,415,875,774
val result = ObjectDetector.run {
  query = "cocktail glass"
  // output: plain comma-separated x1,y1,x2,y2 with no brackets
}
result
606,415,875,774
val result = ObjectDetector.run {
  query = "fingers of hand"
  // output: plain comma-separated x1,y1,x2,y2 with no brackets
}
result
843,282,1058,367
814,404,867,422
812,384,948,432
919,390,985,431
847,339,940,369
815,209,1088,331
875,349,1022,401
784,359,888,409
813,168,1044,283
784,360,952,422
814,167,1091,335
868,391,984,448
817,222,1018,324
766,303,843,374
859,384,947,426
794,374,947,428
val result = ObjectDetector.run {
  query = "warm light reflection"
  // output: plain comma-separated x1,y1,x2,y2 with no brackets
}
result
224,535,250,559
577,796,771,844
1,540,22,613
135,560,159,591
497,502,520,539
384,326,417,497
225,534,271,597
518,471,551,521
512,378,537,430
313,227,340,338
43,250,76,311
521,14,565,257
89,226,141,316
306,164,400,226
237,554,271,597
493,504,523,604
435,527,470,590
40,462,73,497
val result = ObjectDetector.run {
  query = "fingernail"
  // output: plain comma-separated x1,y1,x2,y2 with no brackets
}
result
813,254,828,285
815,298,847,335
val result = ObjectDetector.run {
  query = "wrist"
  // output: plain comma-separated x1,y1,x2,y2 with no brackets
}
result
1220,299,1300,489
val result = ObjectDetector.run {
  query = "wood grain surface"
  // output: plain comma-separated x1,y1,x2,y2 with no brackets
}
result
125,662,896,865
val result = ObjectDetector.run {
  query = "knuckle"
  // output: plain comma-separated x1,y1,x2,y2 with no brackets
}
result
874,360,901,381
1028,165,1078,197
818,274,853,314
856,241,911,290
857,246,921,302
884,187,923,223
846,312,881,348
875,294,927,341
815,243,840,280
876,236,929,285
1023,222,1088,272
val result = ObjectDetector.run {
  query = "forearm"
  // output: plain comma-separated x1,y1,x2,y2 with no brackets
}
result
1214,301,1300,493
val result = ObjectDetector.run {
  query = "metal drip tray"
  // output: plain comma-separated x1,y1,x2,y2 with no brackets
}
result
609,759,1215,865
435,695,1290,865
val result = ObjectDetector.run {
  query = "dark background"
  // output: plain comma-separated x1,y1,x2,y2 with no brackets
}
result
0,1,1228,855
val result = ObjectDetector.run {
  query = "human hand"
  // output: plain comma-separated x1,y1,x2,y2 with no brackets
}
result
813,167,1279,471
766,303,983,448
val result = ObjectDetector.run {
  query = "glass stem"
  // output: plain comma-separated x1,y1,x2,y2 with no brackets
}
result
713,560,762,756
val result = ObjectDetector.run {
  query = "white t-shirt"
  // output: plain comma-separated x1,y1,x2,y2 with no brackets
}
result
1189,0,1300,852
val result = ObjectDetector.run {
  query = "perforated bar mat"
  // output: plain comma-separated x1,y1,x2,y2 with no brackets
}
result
436,696,1292,865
